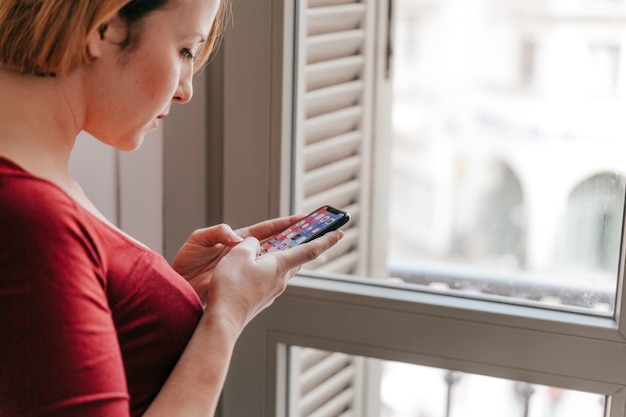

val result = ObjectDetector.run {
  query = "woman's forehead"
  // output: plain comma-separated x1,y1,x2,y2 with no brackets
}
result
162,0,220,37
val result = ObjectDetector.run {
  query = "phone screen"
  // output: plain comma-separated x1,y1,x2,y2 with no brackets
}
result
258,206,350,255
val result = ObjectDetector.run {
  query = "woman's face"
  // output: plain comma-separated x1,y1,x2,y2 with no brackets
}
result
82,0,220,151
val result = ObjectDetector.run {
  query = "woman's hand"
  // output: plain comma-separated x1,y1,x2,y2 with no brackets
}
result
171,215,311,304
171,224,243,304
146,224,342,417
205,227,344,330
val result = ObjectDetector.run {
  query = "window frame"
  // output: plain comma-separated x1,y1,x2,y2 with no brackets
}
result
211,0,626,416
221,271,626,417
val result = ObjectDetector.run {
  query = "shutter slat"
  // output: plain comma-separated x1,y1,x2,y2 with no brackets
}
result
307,30,365,64
299,367,356,416
308,4,366,36
306,387,355,417
305,131,361,170
315,251,359,274
303,180,360,213
300,348,332,371
307,56,364,91
304,156,360,197
300,353,352,393
306,81,363,118
306,107,362,144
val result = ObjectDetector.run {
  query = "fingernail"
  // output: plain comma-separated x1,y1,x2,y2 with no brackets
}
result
228,234,244,245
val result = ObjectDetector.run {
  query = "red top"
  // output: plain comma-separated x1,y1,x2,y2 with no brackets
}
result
0,158,203,417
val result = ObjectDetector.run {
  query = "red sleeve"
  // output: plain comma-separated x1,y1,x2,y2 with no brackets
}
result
0,186,131,416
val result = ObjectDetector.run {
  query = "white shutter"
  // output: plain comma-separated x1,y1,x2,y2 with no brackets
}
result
288,347,365,417
293,0,377,275
289,1,381,417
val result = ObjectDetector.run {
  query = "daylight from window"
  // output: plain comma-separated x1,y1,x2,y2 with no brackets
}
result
388,0,626,315
380,360,605,417
286,346,605,417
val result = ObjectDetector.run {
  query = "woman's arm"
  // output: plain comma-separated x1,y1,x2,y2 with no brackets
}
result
0,193,131,417
143,230,343,417
142,308,240,416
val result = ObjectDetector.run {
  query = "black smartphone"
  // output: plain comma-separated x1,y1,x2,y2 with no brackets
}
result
258,205,350,255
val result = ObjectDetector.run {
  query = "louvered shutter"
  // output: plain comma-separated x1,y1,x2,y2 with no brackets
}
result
288,348,366,417
288,1,380,416
293,0,376,275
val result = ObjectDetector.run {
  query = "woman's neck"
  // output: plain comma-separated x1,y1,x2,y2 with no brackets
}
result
0,67,107,219
0,67,83,183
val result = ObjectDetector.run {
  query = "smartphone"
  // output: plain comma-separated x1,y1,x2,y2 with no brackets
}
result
258,205,350,255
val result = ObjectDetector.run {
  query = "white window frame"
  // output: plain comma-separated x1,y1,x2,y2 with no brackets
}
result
203,1,626,416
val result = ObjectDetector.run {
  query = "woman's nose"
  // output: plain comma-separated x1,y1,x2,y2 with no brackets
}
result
173,71,193,103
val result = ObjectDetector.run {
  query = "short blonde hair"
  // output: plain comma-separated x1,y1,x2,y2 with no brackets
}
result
0,0,226,76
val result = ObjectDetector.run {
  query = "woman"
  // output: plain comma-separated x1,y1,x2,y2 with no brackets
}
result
0,1,343,416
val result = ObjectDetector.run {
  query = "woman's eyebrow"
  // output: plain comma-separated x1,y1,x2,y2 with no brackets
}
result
195,31,209,43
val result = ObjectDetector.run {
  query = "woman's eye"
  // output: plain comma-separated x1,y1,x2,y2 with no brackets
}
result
181,48,197,62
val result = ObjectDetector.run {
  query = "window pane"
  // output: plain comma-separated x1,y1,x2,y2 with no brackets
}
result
285,346,605,417
388,0,626,314
381,361,605,417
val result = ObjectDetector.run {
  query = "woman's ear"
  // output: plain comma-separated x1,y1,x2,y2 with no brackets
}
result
86,12,128,59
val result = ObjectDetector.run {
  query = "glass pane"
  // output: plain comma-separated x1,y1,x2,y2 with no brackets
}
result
388,0,626,314
285,346,606,417
381,361,605,417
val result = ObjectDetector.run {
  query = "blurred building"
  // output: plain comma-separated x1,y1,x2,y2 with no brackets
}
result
389,0,626,302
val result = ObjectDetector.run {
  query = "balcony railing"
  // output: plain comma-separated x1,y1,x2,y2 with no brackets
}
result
388,260,615,315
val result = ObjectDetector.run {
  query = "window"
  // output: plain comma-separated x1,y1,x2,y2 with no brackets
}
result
208,0,626,416
386,0,626,315
287,346,606,417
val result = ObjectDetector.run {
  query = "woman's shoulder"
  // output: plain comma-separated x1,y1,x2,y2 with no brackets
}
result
0,156,117,265
0,157,84,227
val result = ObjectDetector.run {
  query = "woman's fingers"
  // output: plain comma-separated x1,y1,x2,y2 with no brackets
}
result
188,223,244,247
235,215,304,241
261,230,344,272
207,230,343,329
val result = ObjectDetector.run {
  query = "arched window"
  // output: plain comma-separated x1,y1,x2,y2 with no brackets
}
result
456,161,526,268
560,173,625,275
